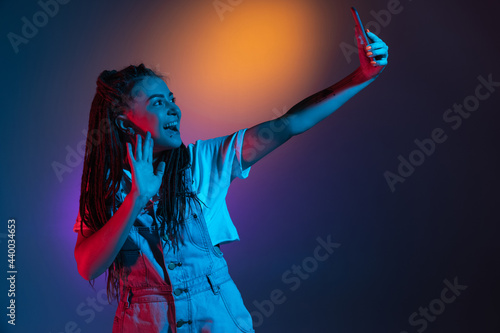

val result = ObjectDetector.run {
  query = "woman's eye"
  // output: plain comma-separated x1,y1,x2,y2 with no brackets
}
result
153,97,175,106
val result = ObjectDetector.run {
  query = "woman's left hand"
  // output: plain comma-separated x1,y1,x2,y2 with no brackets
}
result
355,26,389,81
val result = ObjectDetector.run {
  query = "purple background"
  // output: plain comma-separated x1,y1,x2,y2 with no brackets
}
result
1,0,499,332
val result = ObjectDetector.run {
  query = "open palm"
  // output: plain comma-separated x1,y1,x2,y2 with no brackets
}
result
126,131,166,203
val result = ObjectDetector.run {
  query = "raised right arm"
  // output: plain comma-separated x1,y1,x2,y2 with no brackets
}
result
74,190,148,281
74,131,165,281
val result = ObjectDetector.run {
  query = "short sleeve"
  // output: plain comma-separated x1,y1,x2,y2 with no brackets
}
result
231,127,251,180
187,128,251,245
190,128,251,199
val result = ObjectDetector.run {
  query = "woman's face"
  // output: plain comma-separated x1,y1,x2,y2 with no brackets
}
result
120,76,182,159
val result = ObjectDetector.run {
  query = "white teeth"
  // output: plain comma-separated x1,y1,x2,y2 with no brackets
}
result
164,121,178,129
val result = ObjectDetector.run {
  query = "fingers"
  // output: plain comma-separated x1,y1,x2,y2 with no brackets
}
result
366,31,383,43
365,42,386,51
135,134,142,161
129,132,155,164
366,48,386,57
350,8,389,70
149,137,153,164
126,142,135,165
143,131,151,164
156,161,166,176
364,36,389,64
371,58,388,66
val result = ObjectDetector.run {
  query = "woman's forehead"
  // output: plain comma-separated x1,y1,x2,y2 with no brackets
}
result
131,76,170,101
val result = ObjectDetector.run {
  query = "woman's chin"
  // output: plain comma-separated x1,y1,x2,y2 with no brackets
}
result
157,136,182,150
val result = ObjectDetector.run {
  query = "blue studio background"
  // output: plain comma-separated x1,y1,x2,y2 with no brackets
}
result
1,0,499,332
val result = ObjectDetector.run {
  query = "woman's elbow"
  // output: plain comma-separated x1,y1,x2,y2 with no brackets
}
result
75,249,91,281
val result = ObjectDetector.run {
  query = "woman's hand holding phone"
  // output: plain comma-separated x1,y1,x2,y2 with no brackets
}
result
351,7,389,81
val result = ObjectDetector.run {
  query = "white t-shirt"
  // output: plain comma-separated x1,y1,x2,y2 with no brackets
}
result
73,128,251,246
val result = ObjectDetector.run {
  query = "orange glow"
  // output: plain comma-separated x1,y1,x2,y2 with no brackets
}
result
196,2,316,97
144,1,329,140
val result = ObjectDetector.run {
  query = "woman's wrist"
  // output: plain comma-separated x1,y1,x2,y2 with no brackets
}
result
352,66,378,84
127,187,150,209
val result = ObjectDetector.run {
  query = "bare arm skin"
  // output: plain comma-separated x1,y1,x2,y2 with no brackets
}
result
74,132,165,280
241,16,389,170
74,190,149,280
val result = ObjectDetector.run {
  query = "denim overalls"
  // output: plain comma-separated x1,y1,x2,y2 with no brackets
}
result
111,166,255,333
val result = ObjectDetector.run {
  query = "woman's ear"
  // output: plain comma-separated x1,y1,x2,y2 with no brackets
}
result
115,114,135,135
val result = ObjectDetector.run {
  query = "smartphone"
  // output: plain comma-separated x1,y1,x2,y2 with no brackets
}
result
350,7,370,46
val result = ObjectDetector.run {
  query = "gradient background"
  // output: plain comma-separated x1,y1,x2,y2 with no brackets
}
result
1,0,499,332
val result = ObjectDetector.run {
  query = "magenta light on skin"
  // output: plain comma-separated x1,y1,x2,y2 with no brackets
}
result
3,0,496,332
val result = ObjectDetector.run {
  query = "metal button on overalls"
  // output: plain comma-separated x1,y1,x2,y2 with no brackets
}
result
168,262,181,270
111,166,255,333
173,288,187,296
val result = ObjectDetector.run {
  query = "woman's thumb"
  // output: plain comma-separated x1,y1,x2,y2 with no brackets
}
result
156,161,166,176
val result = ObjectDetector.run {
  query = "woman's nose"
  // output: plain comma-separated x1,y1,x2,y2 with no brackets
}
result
167,106,180,117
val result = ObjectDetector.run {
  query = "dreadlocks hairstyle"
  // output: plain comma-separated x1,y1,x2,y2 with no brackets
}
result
78,63,207,304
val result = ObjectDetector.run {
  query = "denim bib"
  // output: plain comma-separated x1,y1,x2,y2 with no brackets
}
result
112,166,254,333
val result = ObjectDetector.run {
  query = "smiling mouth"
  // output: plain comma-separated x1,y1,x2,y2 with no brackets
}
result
163,121,179,132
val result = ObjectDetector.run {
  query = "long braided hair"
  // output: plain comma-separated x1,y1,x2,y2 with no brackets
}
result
77,63,206,303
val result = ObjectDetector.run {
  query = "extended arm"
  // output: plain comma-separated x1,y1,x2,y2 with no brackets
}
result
283,66,375,136
241,26,389,170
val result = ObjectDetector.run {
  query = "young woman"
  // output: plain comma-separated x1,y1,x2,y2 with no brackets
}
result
73,13,389,333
